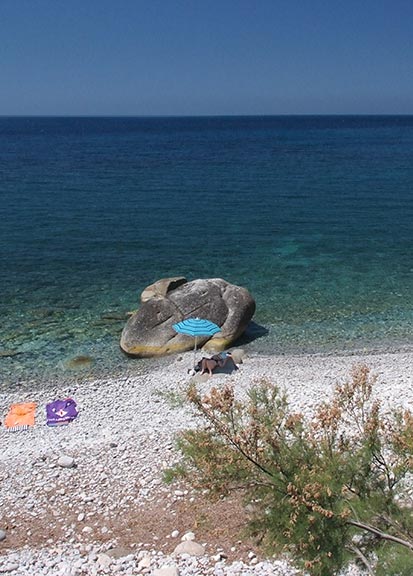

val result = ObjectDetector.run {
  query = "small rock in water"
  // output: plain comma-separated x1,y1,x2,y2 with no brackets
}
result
67,355,94,369
101,312,127,321
57,455,75,468
0,349,21,358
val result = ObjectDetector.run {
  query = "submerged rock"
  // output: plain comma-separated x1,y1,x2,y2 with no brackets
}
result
66,355,94,369
101,312,128,321
120,277,255,357
0,349,22,358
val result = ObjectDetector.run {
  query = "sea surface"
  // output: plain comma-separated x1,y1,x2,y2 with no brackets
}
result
1,116,412,386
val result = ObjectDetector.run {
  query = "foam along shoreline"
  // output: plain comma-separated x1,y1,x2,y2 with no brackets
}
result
1,349,412,574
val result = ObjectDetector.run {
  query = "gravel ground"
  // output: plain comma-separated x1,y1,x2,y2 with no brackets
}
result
1,349,412,575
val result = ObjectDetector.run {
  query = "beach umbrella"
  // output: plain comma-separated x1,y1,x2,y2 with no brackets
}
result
172,317,221,369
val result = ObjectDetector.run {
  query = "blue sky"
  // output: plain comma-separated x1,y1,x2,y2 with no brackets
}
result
1,0,412,115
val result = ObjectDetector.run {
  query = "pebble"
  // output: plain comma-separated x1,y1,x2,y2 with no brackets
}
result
181,531,195,541
248,551,256,559
97,552,112,568
153,566,179,576
173,541,205,557
0,529,6,541
0,564,19,573
138,555,151,569
57,455,75,468
107,547,134,560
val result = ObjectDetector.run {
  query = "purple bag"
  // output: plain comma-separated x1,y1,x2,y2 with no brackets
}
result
46,398,78,426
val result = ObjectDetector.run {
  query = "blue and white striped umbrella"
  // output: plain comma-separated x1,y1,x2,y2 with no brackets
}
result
173,317,221,338
173,317,221,368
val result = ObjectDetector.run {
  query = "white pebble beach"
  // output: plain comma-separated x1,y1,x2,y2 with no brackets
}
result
1,348,412,575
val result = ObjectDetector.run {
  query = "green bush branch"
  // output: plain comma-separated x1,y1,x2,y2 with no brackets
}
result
171,365,413,575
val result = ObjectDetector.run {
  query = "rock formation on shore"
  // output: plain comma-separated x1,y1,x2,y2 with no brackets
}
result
120,277,255,357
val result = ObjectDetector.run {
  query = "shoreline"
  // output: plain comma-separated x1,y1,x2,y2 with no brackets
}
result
2,336,413,393
1,347,413,574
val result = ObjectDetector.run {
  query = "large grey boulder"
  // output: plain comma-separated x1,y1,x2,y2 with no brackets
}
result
120,277,255,357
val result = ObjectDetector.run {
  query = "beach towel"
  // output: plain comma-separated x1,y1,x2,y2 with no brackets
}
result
46,398,78,426
4,402,37,432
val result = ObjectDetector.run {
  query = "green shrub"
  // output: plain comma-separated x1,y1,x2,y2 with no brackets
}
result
171,365,413,575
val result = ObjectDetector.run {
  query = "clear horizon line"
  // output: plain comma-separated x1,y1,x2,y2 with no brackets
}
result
1,113,413,119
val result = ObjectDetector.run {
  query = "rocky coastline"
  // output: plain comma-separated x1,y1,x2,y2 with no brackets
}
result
1,348,412,575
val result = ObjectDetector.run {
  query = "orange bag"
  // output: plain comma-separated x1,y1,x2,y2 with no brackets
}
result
4,402,37,431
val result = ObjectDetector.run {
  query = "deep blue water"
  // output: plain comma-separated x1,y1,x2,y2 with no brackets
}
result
1,116,412,384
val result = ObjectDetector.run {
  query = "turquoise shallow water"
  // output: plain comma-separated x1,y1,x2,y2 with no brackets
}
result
1,116,412,385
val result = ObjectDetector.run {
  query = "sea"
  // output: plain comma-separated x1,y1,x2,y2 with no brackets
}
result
1,116,412,386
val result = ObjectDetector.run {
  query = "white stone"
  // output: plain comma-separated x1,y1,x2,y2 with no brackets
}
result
0,564,19,573
57,455,75,468
170,530,179,538
118,554,134,563
0,529,6,541
97,553,112,568
153,566,179,576
173,541,205,557
137,555,151,569
181,531,195,541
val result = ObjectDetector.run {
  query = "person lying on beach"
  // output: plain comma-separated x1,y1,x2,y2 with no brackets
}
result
198,351,237,377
